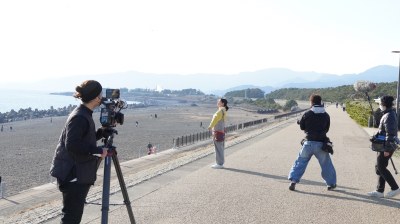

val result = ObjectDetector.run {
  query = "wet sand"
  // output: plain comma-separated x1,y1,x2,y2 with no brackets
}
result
0,103,272,196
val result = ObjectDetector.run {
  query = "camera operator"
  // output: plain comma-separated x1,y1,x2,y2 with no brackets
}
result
288,94,337,191
50,80,108,223
367,95,400,198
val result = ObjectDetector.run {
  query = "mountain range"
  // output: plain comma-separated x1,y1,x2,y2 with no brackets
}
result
2,65,398,96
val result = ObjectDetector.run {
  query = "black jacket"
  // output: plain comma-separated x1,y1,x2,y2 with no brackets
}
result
377,108,398,142
50,104,103,184
299,105,330,142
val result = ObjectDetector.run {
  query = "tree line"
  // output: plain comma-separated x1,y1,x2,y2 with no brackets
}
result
264,82,397,103
224,82,397,115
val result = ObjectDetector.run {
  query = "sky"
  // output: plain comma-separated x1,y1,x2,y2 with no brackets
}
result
0,0,399,83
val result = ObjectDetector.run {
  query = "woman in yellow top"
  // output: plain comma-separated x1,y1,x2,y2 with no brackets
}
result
208,98,229,169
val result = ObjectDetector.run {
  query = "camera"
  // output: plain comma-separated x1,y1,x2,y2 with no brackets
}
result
100,89,126,127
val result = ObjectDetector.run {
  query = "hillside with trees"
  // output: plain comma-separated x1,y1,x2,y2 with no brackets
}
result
224,88,265,98
265,82,397,103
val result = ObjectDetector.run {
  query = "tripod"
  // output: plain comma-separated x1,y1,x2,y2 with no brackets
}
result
101,129,136,224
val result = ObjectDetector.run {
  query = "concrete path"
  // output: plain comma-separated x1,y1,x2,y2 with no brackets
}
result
3,105,400,224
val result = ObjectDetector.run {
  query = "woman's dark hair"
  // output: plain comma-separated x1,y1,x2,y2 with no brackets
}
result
74,80,103,103
380,95,395,108
310,94,322,106
220,98,229,111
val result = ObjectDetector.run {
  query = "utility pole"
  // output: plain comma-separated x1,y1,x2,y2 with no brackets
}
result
392,51,400,128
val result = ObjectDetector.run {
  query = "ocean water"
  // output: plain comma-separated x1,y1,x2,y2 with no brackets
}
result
0,89,80,113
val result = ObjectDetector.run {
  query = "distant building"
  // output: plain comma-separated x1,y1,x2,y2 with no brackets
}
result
156,84,163,92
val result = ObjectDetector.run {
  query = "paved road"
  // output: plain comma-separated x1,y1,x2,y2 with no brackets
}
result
4,105,400,223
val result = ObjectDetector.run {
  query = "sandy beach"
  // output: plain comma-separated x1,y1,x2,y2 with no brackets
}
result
0,102,275,196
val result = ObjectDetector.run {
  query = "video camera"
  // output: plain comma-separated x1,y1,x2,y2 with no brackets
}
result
100,89,127,127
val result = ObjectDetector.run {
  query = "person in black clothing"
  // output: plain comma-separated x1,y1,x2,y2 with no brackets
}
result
288,94,337,191
50,80,108,223
367,95,400,198
147,142,153,155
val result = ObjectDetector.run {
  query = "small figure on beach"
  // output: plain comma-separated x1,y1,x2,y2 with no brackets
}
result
135,121,139,127
147,142,153,155
155,113,157,118
1,125,3,132
9,126,12,131
208,98,229,169
288,94,336,191
50,80,108,223
200,121,203,128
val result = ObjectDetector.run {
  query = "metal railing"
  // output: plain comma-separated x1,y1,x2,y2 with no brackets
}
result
0,176,3,199
173,109,307,148
173,118,268,148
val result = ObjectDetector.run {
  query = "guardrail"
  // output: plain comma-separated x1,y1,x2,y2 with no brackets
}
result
274,109,307,120
173,109,307,148
0,176,3,199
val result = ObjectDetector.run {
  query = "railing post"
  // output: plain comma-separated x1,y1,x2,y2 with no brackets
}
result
0,176,4,199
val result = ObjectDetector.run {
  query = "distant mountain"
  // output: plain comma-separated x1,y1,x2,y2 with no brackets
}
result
1,65,398,94
279,65,398,88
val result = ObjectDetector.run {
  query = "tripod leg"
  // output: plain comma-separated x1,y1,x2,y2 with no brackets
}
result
101,156,112,224
390,158,398,175
112,153,136,224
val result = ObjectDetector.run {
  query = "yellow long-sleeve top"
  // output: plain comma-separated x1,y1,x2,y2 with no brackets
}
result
208,108,227,131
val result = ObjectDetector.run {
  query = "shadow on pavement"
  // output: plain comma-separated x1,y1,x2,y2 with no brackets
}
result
223,167,287,181
223,167,359,191
295,189,400,209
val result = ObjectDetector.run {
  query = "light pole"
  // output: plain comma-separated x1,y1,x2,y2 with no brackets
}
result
392,50,400,128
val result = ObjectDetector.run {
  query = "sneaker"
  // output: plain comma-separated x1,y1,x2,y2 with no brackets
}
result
211,164,224,169
327,184,337,191
289,182,296,191
386,188,400,198
367,191,384,198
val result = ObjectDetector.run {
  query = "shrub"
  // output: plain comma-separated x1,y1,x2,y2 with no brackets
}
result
346,101,373,127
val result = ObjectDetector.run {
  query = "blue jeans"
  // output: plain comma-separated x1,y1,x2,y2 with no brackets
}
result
288,141,337,186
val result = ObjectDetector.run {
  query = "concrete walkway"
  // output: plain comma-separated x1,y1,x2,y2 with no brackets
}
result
3,105,400,224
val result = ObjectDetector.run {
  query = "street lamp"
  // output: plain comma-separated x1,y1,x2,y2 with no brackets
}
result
392,50,400,128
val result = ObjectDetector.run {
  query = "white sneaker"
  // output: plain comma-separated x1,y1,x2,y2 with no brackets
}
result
367,191,384,198
386,188,400,198
211,164,224,169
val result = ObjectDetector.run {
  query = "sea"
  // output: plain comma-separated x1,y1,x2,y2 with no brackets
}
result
0,89,80,113
0,89,143,113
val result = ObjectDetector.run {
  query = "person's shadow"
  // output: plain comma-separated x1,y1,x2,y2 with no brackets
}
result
223,167,356,190
296,189,400,209
223,167,400,208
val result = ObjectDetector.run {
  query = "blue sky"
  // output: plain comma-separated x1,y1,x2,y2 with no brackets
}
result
0,0,399,82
